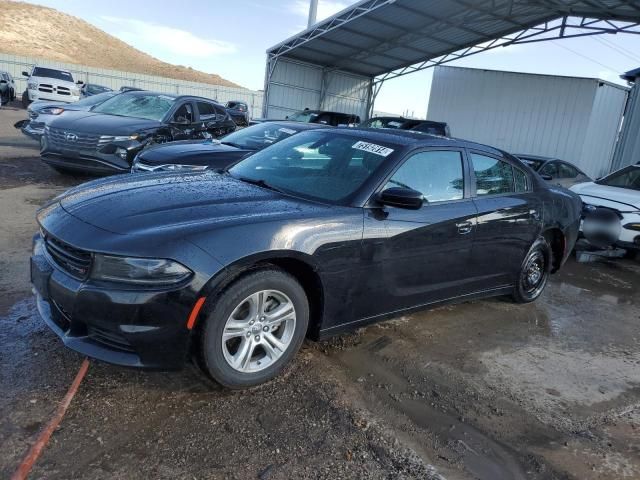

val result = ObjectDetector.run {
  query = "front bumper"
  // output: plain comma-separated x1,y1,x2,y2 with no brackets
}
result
40,135,143,175
21,121,45,141
30,235,196,369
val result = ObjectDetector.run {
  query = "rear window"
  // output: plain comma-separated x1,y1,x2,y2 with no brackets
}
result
32,67,74,83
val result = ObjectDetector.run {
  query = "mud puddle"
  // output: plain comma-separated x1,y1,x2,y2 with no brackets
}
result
334,341,534,480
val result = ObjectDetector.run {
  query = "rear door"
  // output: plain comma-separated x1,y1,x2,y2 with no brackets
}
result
359,148,478,317
469,151,541,287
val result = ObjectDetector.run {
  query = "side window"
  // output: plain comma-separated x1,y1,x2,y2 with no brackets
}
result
559,163,579,178
471,153,515,196
214,105,227,121
514,167,529,192
197,101,216,120
316,113,332,125
173,103,193,123
539,162,559,177
384,151,464,203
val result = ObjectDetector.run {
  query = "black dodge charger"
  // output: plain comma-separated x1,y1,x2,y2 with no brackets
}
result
31,129,582,388
40,91,236,175
131,121,333,172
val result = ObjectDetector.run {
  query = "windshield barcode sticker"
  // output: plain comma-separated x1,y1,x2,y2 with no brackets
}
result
352,141,394,157
279,128,297,135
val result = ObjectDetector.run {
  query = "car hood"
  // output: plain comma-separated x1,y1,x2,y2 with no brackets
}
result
136,140,253,167
47,110,162,135
31,76,77,89
570,182,640,210
54,172,331,236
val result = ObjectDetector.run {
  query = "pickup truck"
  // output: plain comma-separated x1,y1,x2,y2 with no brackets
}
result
21,66,83,107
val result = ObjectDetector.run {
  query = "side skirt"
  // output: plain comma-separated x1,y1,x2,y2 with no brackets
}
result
316,284,514,340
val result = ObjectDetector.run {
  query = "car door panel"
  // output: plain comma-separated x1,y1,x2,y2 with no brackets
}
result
470,152,541,286
355,149,477,318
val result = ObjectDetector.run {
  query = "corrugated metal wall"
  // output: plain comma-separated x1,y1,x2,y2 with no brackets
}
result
0,53,263,118
612,80,640,171
264,58,370,120
427,66,628,177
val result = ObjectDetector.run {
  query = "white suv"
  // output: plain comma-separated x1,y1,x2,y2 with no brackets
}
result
22,66,81,107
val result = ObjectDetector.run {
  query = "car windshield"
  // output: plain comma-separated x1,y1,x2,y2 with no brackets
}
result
596,166,640,191
32,67,74,83
92,93,175,121
229,131,394,204
87,84,111,95
287,111,319,123
73,92,116,107
221,123,304,150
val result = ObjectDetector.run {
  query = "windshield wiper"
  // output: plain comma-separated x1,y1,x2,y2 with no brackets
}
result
220,141,244,149
235,176,285,194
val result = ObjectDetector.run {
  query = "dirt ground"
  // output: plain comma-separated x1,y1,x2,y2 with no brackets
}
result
1,104,639,479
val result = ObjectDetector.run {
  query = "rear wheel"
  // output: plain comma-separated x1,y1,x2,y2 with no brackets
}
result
200,268,309,389
512,237,551,303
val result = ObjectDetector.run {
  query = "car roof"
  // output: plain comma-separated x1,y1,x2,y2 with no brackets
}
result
330,127,504,155
514,154,557,161
122,90,224,105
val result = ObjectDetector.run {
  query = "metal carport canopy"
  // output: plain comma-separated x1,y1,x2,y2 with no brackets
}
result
263,0,640,119
267,0,640,79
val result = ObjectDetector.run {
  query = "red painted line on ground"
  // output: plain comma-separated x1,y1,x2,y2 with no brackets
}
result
186,296,207,330
11,358,90,480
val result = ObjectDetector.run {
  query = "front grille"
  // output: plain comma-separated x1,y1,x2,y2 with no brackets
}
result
45,235,92,279
38,84,71,96
47,127,101,151
87,325,135,353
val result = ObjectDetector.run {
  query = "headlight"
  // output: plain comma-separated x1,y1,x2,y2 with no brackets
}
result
27,82,38,90
40,107,65,115
111,135,139,142
159,164,208,171
91,255,192,285
71,87,80,96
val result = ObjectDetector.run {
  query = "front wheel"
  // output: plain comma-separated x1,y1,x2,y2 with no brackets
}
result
21,90,31,109
512,237,551,303
200,268,309,389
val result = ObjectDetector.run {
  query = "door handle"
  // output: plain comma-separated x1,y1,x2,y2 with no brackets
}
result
456,221,473,235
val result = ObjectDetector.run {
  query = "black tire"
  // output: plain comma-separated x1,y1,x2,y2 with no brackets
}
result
200,268,309,389
21,90,31,109
512,237,552,303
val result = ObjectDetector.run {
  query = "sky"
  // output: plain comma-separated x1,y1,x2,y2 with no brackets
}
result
23,0,640,118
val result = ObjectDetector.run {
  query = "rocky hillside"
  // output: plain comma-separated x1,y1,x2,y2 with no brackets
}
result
0,0,242,88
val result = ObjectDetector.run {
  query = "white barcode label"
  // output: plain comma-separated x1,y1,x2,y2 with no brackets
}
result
352,141,394,157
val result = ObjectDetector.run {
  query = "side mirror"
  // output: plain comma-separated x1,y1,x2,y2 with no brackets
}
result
22,71,29,77
540,174,553,181
377,187,424,210
171,117,190,126
76,80,84,85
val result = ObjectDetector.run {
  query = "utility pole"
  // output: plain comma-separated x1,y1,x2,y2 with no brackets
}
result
308,0,318,27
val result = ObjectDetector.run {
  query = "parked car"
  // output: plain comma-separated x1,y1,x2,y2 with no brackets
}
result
571,164,640,251
362,116,451,136
21,66,83,107
515,154,591,188
81,83,113,97
15,91,117,141
31,128,581,388
132,121,332,172
40,91,236,175
119,86,144,92
0,70,16,105
225,100,249,126
252,109,360,127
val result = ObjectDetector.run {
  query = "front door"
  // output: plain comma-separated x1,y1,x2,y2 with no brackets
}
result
358,149,477,318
